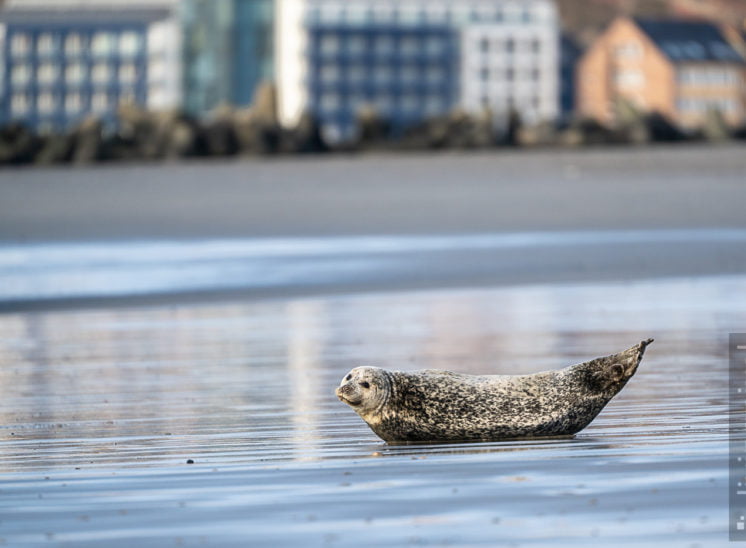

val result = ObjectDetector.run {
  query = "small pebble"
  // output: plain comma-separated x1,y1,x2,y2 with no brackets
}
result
186,459,194,464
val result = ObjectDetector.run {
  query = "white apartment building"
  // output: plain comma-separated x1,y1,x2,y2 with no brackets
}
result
276,0,560,137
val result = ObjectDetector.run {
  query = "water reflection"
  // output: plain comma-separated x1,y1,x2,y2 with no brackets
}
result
0,275,743,473
287,300,326,460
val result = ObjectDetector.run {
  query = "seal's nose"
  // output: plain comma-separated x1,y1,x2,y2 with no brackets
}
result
335,383,352,397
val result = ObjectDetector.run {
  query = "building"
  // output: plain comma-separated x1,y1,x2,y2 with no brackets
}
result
276,0,560,141
559,33,582,120
181,0,274,116
576,16,746,129
0,0,181,132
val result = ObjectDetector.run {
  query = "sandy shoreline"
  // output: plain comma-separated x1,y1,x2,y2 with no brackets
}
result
1,144,745,244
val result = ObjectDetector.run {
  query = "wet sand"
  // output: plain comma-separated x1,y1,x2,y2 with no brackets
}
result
1,144,745,243
1,146,744,546
0,276,741,546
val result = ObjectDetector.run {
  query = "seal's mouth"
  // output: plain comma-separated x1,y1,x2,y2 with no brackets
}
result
335,387,362,406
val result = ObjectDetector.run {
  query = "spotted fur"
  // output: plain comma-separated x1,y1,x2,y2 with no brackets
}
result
335,339,653,443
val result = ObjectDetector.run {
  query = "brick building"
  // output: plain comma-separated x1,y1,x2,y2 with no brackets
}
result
577,17,746,130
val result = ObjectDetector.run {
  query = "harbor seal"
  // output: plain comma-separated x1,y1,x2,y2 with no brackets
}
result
335,339,652,443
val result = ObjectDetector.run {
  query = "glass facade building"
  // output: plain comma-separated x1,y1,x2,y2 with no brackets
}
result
182,0,274,116
307,24,459,141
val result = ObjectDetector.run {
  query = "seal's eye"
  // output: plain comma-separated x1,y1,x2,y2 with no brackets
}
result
359,381,370,389
345,374,352,381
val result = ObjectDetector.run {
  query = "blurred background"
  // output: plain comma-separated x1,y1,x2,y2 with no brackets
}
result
1,0,746,159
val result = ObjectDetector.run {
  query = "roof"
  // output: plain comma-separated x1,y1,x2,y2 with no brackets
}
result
634,18,745,64
0,5,174,25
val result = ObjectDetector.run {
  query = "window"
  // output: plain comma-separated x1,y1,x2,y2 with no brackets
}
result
37,33,56,56
372,6,392,23
320,35,339,54
65,93,83,114
91,32,115,56
374,36,395,56
425,36,444,56
320,92,339,113
347,36,366,55
615,42,642,58
426,66,444,85
92,92,109,112
375,65,392,84
65,34,83,56
119,89,136,105
92,62,111,84
10,33,31,56
398,6,419,23
37,92,57,114
615,69,644,87
506,67,515,81
505,38,515,54
480,38,490,54
66,63,86,85
347,65,365,84
424,95,445,116
400,66,418,85
480,67,490,82
319,4,342,23
320,64,338,84
11,93,30,116
37,63,59,85
400,94,419,114
400,37,419,56
531,39,541,54
11,65,32,86
120,32,141,56
374,94,392,113
119,63,137,84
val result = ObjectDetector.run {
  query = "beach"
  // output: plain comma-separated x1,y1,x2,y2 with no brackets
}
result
0,144,745,546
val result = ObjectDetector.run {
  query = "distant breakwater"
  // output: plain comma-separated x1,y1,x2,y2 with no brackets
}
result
2,99,744,167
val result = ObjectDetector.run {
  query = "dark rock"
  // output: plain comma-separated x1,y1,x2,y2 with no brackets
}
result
281,110,328,154
702,108,731,142
0,123,42,165
644,112,687,142
504,108,522,146
70,116,104,164
201,106,239,157
116,104,202,160
34,134,75,165
559,117,616,146
355,105,391,149
517,121,559,147
233,107,280,155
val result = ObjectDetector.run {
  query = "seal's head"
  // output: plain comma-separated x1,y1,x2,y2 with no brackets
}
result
335,366,390,417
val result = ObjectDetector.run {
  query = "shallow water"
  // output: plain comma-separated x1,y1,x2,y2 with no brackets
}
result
2,229,746,306
0,275,742,547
